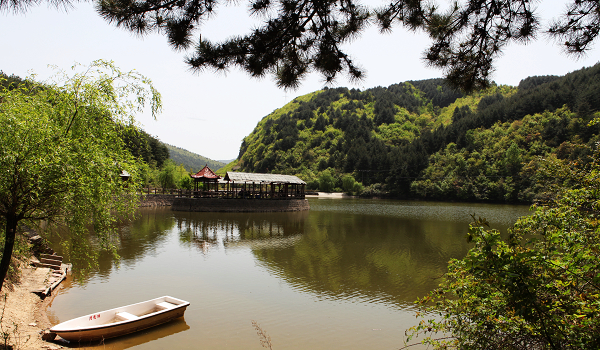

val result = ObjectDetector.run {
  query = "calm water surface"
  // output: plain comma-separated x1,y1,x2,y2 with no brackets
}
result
48,198,531,349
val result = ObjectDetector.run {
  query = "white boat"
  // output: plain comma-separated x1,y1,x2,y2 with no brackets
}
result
49,296,190,342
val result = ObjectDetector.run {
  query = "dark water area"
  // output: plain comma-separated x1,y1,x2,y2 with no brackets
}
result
47,198,531,349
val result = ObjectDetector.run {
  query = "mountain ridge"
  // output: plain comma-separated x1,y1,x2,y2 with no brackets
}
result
165,143,226,172
234,64,600,202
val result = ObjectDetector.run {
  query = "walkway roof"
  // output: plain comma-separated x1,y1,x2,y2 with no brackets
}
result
224,172,306,185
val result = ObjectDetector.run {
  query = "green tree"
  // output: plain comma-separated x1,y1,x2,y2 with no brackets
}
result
157,160,195,189
504,141,522,176
406,151,600,349
158,160,178,189
318,170,335,192
341,174,362,194
0,60,161,291
179,173,194,190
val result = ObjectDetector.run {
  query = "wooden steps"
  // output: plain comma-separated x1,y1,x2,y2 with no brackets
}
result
31,254,70,297
37,254,63,270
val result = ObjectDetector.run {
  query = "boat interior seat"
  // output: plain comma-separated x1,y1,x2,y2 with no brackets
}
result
156,301,177,310
116,311,139,321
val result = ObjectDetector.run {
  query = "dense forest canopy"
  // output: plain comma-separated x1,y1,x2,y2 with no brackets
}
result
236,64,600,202
119,126,169,168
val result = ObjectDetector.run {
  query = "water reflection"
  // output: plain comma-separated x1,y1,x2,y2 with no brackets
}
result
101,318,190,349
55,318,190,349
102,209,176,270
174,210,309,253
47,199,531,350
44,208,177,282
252,204,476,306
166,198,530,307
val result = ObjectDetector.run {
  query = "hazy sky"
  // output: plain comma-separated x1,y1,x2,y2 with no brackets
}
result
1,0,598,161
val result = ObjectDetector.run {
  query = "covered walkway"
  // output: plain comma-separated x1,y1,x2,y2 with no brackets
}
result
186,168,306,200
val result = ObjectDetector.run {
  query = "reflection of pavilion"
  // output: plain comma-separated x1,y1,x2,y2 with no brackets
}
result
174,210,308,253
174,166,310,212
223,235,303,250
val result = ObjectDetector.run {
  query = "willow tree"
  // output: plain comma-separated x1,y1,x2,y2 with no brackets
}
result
0,60,161,291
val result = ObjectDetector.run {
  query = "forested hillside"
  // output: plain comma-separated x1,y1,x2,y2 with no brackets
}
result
120,127,170,168
165,144,225,172
237,64,600,202
0,71,31,89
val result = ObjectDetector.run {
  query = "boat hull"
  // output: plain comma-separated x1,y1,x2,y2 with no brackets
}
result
50,296,189,342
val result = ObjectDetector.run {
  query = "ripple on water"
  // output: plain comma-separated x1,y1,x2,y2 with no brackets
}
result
309,198,532,227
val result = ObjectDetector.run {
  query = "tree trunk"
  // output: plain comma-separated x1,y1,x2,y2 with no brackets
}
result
0,215,17,292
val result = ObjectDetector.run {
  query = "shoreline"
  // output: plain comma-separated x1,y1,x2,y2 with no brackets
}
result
1,263,64,349
306,192,353,198
1,193,336,349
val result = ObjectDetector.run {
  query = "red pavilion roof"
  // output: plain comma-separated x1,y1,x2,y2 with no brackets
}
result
190,165,221,179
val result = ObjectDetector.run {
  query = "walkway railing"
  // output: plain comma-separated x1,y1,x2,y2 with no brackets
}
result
142,187,305,199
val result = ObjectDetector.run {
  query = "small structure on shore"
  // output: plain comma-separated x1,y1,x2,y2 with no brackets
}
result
191,165,221,195
172,171,309,212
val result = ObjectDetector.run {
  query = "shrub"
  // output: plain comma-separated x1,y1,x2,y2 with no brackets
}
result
406,151,600,349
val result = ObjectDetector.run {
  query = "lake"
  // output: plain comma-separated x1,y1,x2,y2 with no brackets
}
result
47,198,531,349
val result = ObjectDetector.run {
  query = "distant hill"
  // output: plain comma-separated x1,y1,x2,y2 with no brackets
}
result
238,78,469,180
237,64,600,202
165,144,226,172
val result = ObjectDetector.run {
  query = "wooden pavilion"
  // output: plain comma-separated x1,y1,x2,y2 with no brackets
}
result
173,171,309,211
190,165,221,194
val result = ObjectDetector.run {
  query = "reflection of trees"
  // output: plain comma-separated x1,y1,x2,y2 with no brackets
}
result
102,207,176,268
173,210,309,253
48,200,526,307
47,207,176,280
252,210,475,307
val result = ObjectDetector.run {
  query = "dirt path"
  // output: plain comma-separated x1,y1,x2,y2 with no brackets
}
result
0,266,63,350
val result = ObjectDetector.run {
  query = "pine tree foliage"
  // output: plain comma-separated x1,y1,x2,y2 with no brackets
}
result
4,0,597,91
